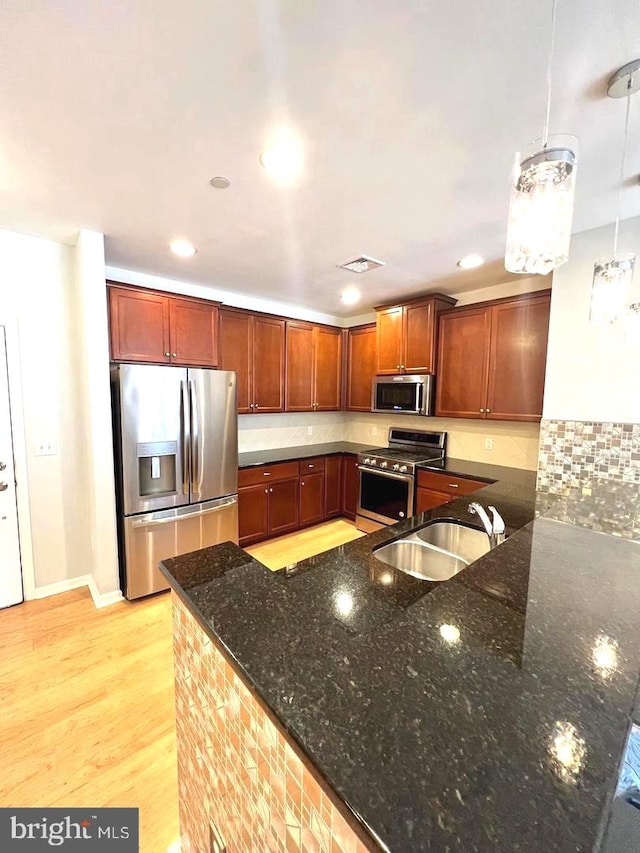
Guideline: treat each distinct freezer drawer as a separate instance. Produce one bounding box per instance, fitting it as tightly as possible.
[122,495,239,599]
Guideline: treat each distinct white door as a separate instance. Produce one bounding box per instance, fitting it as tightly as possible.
[0,326,23,607]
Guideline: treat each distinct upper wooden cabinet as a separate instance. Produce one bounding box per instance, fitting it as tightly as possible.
[108,284,219,367]
[435,291,551,422]
[219,308,285,414]
[345,324,376,412]
[375,294,457,375]
[286,322,342,412]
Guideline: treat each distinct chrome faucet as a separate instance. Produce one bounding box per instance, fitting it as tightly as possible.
[468,502,506,548]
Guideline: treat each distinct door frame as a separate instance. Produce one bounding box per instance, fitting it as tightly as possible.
[0,317,36,600]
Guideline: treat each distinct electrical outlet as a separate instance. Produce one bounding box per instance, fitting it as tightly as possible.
[35,439,57,457]
[307,426,313,436]
[371,426,377,436]
[484,437,493,451]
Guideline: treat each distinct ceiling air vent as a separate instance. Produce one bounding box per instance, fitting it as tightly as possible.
[337,255,385,273]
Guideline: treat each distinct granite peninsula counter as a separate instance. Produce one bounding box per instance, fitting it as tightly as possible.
[160,462,640,853]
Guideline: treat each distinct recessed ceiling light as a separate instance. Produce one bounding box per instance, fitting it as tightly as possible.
[260,129,304,184]
[210,176,230,189]
[341,286,361,306]
[457,254,484,270]
[169,239,197,258]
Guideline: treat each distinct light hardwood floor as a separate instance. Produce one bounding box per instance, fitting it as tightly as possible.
[0,519,363,852]
[246,518,364,570]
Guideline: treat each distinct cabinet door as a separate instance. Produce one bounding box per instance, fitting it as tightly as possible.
[238,484,269,546]
[219,309,252,414]
[346,326,376,411]
[285,322,315,411]
[315,327,342,411]
[169,299,218,366]
[416,488,455,513]
[109,287,170,363]
[299,471,325,526]
[435,307,491,418]
[486,294,551,422]
[376,306,404,374]
[253,316,285,413]
[341,454,360,520]
[403,301,435,373]
[324,456,342,518]
[269,478,299,536]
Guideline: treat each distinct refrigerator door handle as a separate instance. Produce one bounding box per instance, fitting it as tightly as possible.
[130,496,238,528]
[189,379,200,493]
[180,380,190,495]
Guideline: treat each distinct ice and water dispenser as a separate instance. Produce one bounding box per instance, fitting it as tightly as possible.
[136,440,178,498]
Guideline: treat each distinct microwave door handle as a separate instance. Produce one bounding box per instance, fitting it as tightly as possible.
[415,382,422,414]
[180,380,190,495]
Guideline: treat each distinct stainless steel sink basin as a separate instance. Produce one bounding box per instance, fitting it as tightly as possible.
[373,520,491,582]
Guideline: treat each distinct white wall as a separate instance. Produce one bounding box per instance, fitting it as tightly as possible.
[74,231,120,600]
[543,216,640,423]
[0,230,92,591]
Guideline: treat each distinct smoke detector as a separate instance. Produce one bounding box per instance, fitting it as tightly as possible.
[337,255,385,273]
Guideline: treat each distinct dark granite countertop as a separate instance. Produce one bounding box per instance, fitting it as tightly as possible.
[238,441,371,468]
[160,468,640,853]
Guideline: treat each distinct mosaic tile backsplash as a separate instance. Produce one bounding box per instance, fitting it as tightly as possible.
[537,419,640,492]
[172,594,373,853]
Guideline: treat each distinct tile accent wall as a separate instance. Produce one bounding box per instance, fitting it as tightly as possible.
[537,419,640,493]
[172,594,374,853]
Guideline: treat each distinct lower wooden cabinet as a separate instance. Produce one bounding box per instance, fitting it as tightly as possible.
[268,479,300,536]
[415,470,488,514]
[416,488,455,513]
[299,471,325,527]
[341,454,360,520]
[324,456,342,518]
[238,453,362,545]
[238,484,269,545]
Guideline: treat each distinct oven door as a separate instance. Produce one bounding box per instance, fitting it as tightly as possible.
[357,466,415,526]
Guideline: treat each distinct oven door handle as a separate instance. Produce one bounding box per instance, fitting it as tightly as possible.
[357,465,413,482]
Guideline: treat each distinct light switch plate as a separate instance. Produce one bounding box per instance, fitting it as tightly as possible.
[484,437,493,451]
[307,426,313,436]
[35,440,57,457]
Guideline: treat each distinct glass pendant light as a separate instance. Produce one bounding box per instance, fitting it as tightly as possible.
[505,0,578,275]
[590,59,640,325]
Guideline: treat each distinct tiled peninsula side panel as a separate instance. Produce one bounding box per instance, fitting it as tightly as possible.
[537,419,640,492]
[172,595,373,853]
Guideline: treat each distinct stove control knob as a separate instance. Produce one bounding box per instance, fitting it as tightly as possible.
[364,458,371,464]
[380,461,388,469]
[392,464,400,471]
[370,459,377,466]
[399,465,408,473]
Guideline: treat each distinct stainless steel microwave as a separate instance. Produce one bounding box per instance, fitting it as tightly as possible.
[371,374,434,416]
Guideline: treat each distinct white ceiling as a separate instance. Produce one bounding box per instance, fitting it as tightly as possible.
[1,0,639,316]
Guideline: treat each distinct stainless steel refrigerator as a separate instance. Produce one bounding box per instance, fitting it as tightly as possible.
[111,363,238,599]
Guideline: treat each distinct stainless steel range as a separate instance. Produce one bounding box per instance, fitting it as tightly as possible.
[356,428,447,532]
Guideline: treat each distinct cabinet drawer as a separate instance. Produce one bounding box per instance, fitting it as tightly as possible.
[238,461,300,487]
[417,470,487,496]
[299,457,325,475]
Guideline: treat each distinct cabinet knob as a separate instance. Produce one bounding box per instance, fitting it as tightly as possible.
[486,408,492,413]
[301,481,305,486]
[396,365,401,369]
[270,488,273,493]
[265,488,268,493]
[164,352,170,358]
[172,352,177,358]
[480,408,485,413]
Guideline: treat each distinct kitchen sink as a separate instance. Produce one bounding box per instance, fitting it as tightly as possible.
[373,520,492,582]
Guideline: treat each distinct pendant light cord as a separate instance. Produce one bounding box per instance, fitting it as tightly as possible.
[613,82,632,258]
[542,0,558,147]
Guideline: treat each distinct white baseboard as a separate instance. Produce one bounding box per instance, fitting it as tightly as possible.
[30,574,124,609]
[31,574,92,600]
[88,576,124,609]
